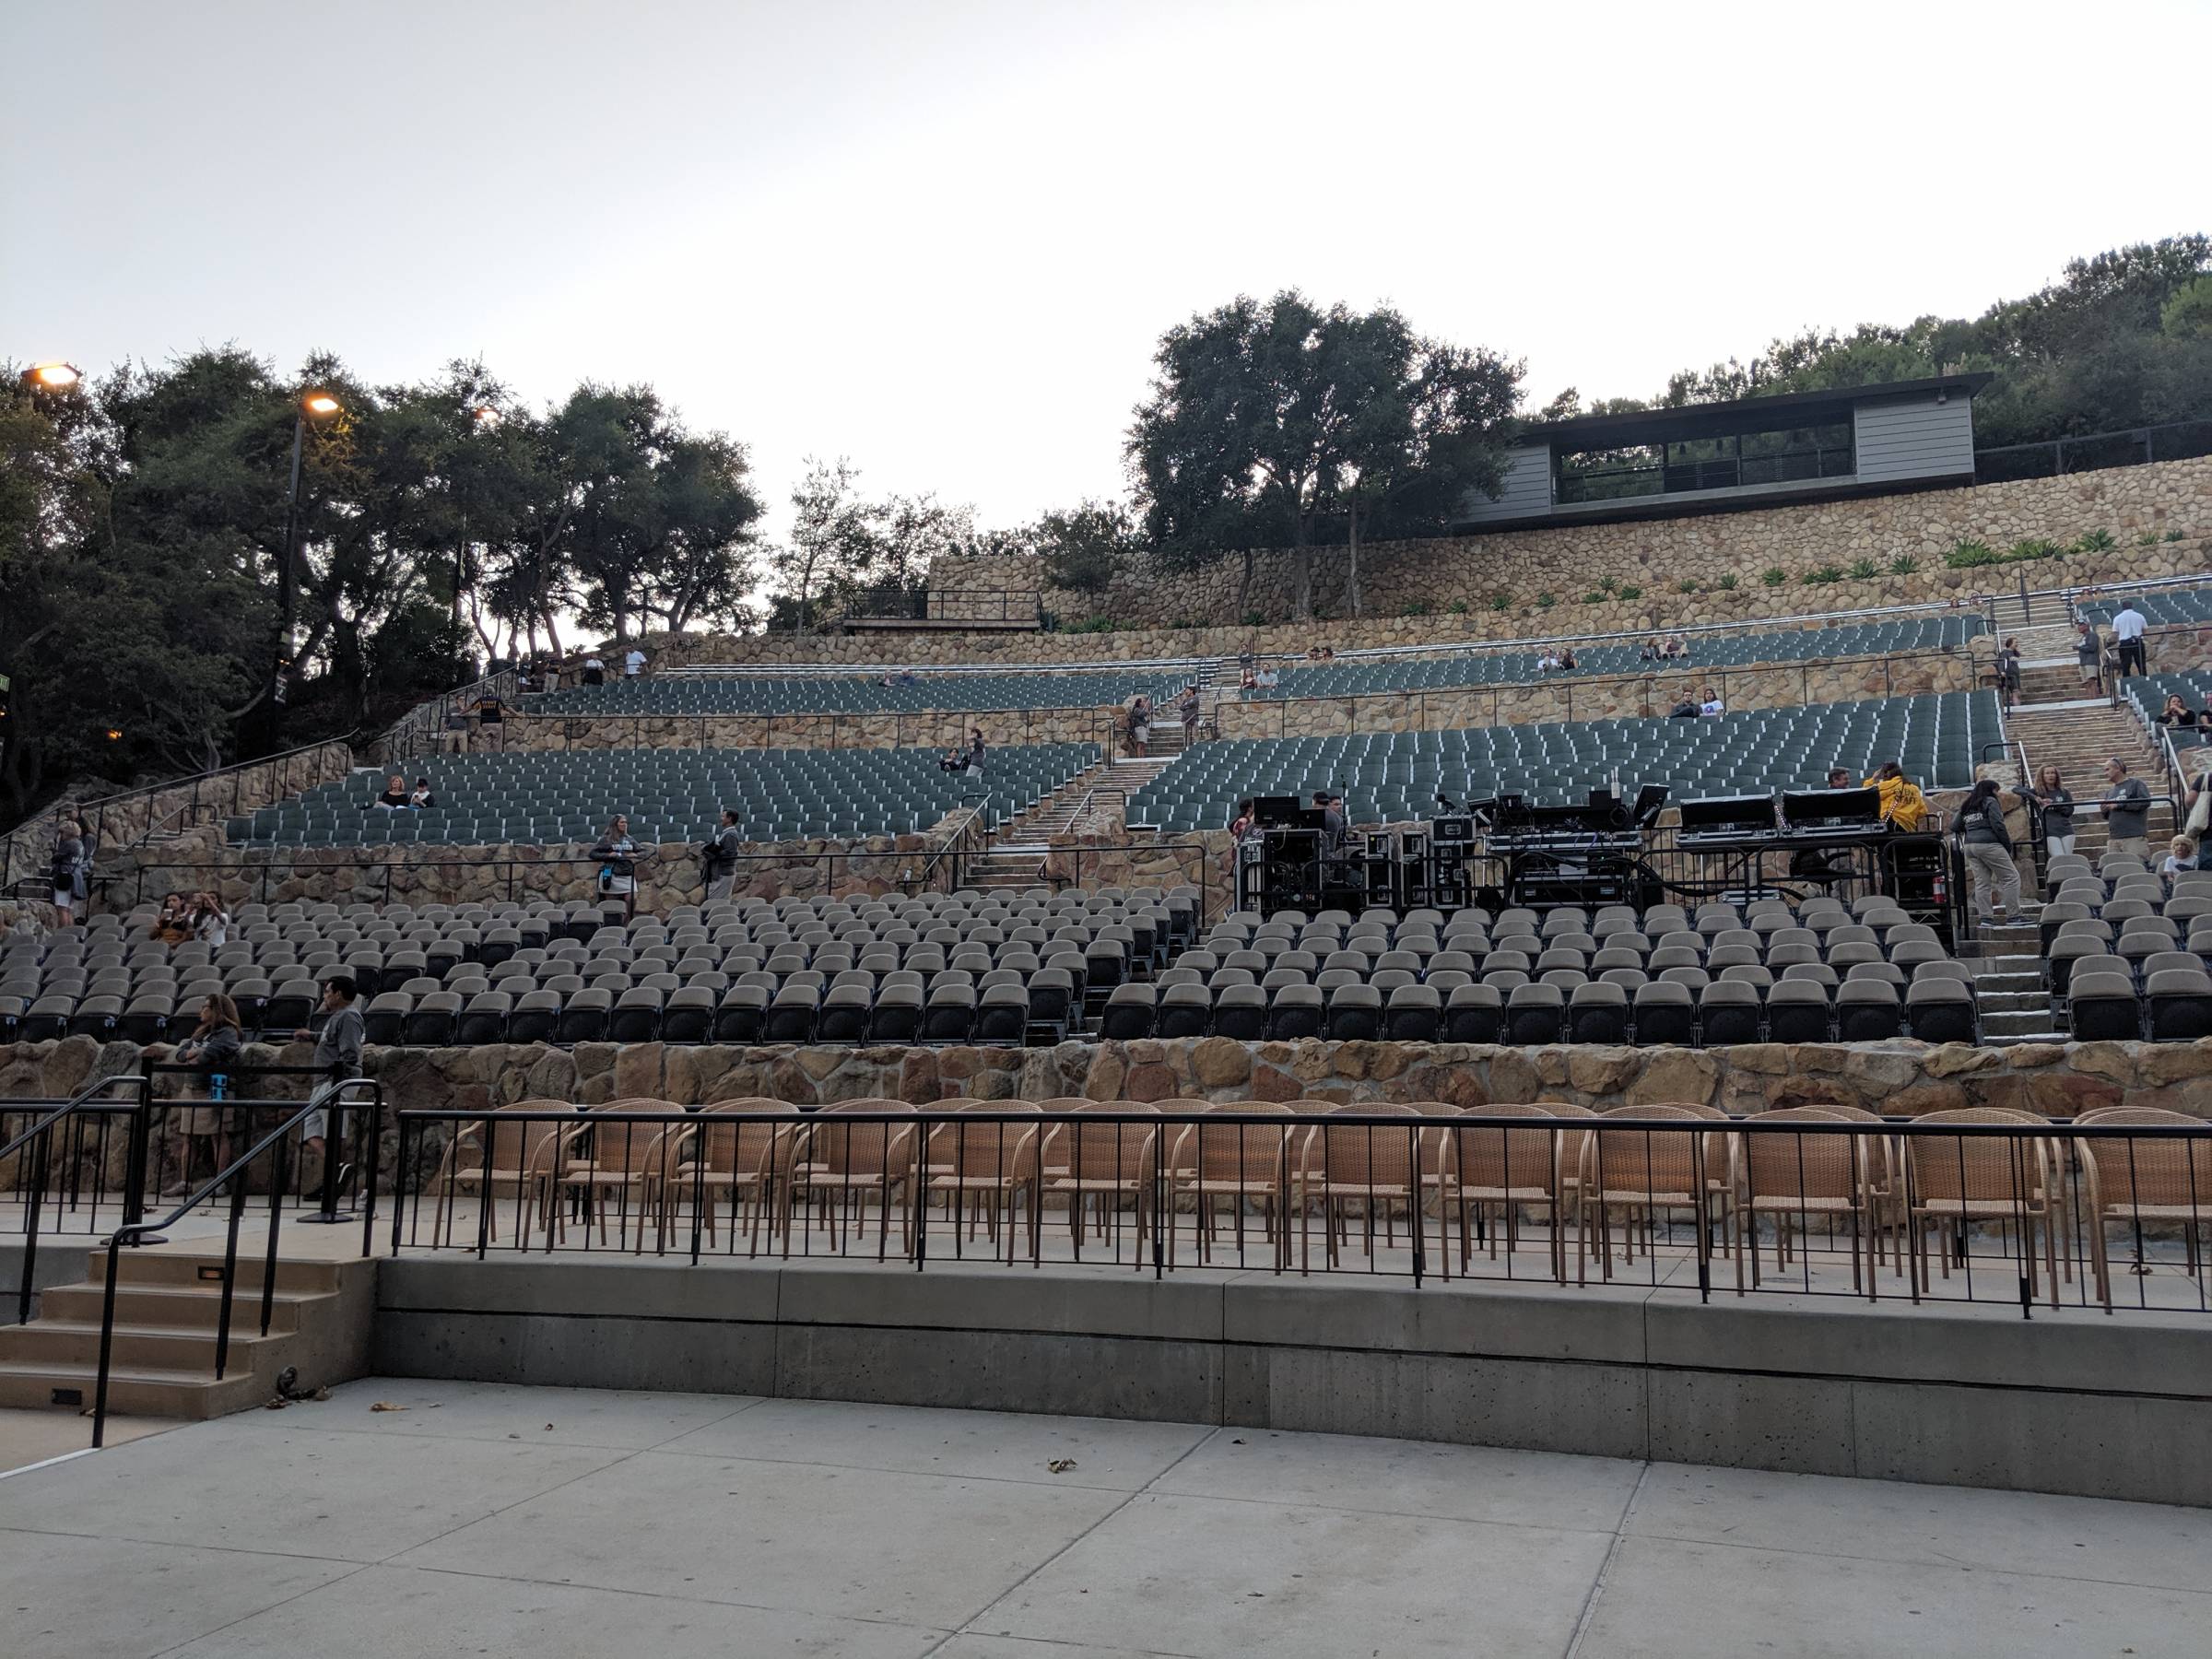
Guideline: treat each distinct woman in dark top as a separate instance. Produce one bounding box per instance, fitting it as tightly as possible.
[2158,694,2199,729]
[373,772,411,808]
[1995,639,2021,710]
[2028,764,2075,858]
[968,729,986,774]
[165,994,245,1193]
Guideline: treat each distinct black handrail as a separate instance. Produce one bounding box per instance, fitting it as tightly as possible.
[4,1073,144,1324]
[88,1075,379,1447]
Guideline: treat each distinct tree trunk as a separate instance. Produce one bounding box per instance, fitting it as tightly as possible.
[1289,520,1313,622]
[1346,501,1362,619]
[1234,549,1254,624]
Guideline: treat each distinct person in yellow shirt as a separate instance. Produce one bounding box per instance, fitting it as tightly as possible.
[1865,762,1928,831]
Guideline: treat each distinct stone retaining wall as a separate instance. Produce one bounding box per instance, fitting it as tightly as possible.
[491,704,1116,755]
[963,455,2212,632]
[5,1034,2204,1125]
[100,830,948,914]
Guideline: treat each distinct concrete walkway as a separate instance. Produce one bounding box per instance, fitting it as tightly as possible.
[0,1380,2204,1657]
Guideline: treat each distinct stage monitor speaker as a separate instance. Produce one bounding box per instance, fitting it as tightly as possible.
[1782,785,1882,829]
[1678,793,1778,834]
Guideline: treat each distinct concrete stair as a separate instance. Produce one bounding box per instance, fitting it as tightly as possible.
[961,755,1182,888]
[2004,697,2172,858]
[0,1248,371,1420]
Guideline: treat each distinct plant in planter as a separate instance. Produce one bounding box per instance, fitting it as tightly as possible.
[1760,568,1786,587]
[1946,538,2000,569]
[1803,566,1845,585]
[1848,557,1879,579]
[2073,528,2117,553]
[1715,573,1738,591]
[1889,555,1919,575]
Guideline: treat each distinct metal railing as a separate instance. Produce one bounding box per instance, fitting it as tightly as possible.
[1215,648,1977,743]
[105,851,665,914]
[88,1074,381,1445]
[384,1104,2212,1319]
[368,665,522,766]
[1975,418,2212,485]
[0,736,358,898]
[2,1072,147,1324]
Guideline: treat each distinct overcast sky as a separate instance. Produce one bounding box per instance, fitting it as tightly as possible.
[5,0,2204,537]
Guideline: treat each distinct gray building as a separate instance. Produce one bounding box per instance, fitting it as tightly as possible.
[1456,373,1994,531]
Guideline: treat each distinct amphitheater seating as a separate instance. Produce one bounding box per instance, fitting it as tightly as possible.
[0,888,1197,1048]
[1133,692,1999,830]
[2123,673,2212,746]
[2082,588,2212,629]
[2036,855,2212,1038]
[1127,897,1983,1048]
[1252,616,1986,700]
[225,744,1099,847]
[524,669,1195,716]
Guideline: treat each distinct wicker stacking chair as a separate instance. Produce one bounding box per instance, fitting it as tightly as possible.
[1169,1104,1295,1270]
[551,1098,690,1253]
[1041,1105,1159,1265]
[1577,1105,1729,1286]
[673,1096,806,1255]
[1735,1107,1873,1296]
[2074,1106,2212,1310]
[1296,1107,1427,1274]
[790,1099,917,1259]
[1902,1108,2059,1308]
[921,1112,1045,1265]
[427,1098,572,1247]
[1432,1104,1564,1283]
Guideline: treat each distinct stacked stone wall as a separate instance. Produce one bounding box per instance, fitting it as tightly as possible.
[4,1035,2204,1143]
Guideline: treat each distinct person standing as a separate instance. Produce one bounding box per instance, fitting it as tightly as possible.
[291,975,363,1164]
[582,653,606,688]
[2028,765,2076,858]
[593,814,640,913]
[702,808,742,904]
[1952,779,2020,925]
[49,818,88,927]
[2074,619,2103,688]
[1179,684,1202,746]
[623,645,647,679]
[967,728,987,776]
[2112,601,2147,679]
[165,994,245,1195]
[1995,637,2022,711]
[2099,758,2153,861]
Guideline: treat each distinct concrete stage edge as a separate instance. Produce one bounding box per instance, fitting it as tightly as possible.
[372,1256,2212,1507]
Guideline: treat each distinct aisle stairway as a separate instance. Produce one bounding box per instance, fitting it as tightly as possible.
[959,751,1181,888]
[1965,676,2172,1041]
[0,1247,372,1418]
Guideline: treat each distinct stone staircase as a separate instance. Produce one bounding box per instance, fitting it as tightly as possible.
[959,753,1181,889]
[0,1247,372,1419]
[1961,681,2171,1041]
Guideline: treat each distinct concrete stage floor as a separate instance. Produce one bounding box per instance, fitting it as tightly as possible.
[0,1378,2205,1658]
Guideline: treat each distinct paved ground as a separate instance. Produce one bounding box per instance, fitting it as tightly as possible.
[0,1380,2205,1657]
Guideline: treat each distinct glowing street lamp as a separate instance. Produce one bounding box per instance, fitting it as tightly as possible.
[264,391,345,749]
[25,361,81,390]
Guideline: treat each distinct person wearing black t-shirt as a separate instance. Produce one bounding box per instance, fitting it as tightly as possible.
[372,773,410,809]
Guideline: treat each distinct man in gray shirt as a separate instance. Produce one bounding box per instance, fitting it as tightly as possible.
[2100,758,2153,861]
[293,975,364,1152]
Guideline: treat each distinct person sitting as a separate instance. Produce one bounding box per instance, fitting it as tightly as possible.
[372,772,411,809]
[2163,836,2198,879]
[1239,665,1258,698]
[191,892,231,947]
[408,776,437,808]
[1558,647,1578,671]
[1700,688,1725,717]
[2159,694,2199,729]
[1666,696,1700,719]
[897,668,918,686]
[938,747,968,773]
[1639,637,1660,662]
[152,892,194,943]
[1535,650,1560,674]
[1254,662,1277,691]
[1865,761,1928,831]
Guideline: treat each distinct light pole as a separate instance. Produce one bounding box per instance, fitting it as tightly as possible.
[265,392,342,754]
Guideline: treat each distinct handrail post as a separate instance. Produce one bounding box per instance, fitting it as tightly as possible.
[90,1239,124,1447]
